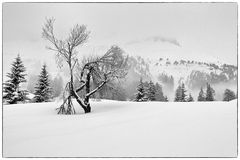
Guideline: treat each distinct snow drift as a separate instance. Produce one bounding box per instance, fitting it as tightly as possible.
[3,100,237,157]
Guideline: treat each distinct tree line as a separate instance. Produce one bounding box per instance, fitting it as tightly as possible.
[134,78,168,102]
[134,78,236,102]
[3,54,53,104]
[175,82,236,102]
[174,83,194,102]
[197,84,236,102]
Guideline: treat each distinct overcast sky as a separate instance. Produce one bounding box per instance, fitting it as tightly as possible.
[3,3,237,77]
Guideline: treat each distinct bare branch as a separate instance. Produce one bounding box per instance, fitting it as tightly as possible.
[76,82,86,93]
[86,80,107,98]
[42,18,90,68]
[67,25,90,51]
[72,89,87,108]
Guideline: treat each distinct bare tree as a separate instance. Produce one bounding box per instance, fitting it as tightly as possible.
[42,18,128,114]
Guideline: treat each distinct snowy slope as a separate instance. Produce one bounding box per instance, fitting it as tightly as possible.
[3,100,237,157]
[138,57,237,87]
[150,59,216,84]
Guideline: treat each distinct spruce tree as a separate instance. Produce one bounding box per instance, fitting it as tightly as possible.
[187,93,194,102]
[141,81,150,101]
[180,83,187,102]
[3,54,27,104]
[174,85,182,102]
[147,81,156,101]
[135,78,145,102]
[34,64,52,102]
[205,83,215,101]
[198,87,205,101]
[223,89,236,101]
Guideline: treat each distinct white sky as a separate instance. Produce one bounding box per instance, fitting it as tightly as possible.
[3,3,237,77]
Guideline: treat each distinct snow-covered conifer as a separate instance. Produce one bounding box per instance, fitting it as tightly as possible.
[205,83,215,101]
[197,87,205,101]
[187,93,194,102]
[180,83,187,102]
[135,78,145,102]
[34,64,52,102]
[174,85,182,102]
[147,81,156,101]
[3,54,27,104]
[223,89,236,101]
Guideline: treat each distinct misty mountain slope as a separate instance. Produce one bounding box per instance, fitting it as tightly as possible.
[130,57,237,87]
[124,56,237,100]
[3,100,237,157]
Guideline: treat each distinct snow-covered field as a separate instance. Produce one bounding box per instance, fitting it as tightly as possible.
[3,100,237,157]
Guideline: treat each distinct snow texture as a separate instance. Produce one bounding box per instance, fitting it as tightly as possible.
[3,100,237,157]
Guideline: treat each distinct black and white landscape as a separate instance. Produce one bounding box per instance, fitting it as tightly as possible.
[2,3,237,157]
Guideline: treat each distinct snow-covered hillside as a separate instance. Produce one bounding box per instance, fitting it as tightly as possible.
[125,56,237,100]
[130,56,237,88]
[3,100,237,157]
